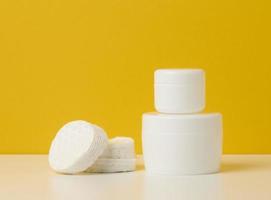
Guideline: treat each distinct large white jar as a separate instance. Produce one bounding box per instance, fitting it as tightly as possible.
[142,113,223,175]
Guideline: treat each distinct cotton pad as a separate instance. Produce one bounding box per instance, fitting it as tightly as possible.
[49,120,108,174]
[85,137,136,173]
[86,158,136,173]
[100,137,135,159]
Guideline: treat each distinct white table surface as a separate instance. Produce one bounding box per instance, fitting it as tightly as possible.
[0,155,270,200]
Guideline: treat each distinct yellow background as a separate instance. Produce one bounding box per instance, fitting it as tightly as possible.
[0,0,270,154]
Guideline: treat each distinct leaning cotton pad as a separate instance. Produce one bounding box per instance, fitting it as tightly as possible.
[100,137,135,159]
[49,120,108,174]
[86,158,136,173]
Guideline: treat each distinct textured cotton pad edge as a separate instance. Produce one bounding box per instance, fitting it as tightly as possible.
[100,137,135,159]
[86,159,136,173]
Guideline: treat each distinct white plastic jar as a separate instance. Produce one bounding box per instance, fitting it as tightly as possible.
[154,69,205,113]
[142,113,222,175]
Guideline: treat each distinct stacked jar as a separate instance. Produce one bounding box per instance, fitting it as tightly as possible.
[142,69,223,175]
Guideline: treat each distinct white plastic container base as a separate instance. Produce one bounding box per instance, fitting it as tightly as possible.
[142,113,222,175]
[154,69,205,114]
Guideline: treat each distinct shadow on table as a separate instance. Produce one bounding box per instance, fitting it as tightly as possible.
[221,160,265,173]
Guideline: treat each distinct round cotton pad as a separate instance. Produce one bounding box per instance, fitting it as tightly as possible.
[49,120,108,174]
[100,137,135,159]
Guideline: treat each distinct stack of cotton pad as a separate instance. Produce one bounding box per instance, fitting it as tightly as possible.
[86,137,136,173]
[49,120,136,174]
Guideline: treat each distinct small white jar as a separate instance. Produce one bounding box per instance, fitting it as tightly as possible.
[142,113,222,175]
[154,69,205,113]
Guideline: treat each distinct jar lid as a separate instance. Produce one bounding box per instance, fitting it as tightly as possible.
[155,69,205,84]
[142,112,222,133]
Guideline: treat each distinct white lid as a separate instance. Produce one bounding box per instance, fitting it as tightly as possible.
[155,69,205,84]
[142,112,222,133]
[49,120,108,174]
